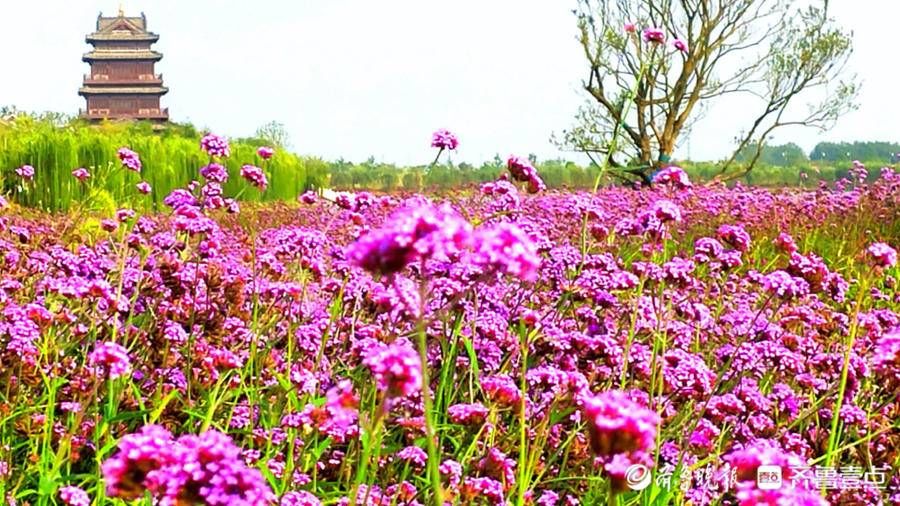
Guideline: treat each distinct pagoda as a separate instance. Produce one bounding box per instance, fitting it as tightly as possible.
[79,8,169,121]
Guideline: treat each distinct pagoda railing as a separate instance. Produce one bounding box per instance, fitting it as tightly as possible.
[79,107,169,120]
[83,73,163,84]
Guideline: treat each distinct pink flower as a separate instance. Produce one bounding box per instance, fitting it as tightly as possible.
[472,222,542,280]
[116,208,136,222]
[431,129,459,150]
[200,163,228,183]
[346,201,473,275]
[299,190,317,204]
[240,164,268,191]
[103,426,274,503]
[868,242,897,268]
[364,341,422,399]
[448,403,489,425]
[89,341,132,379]
[117,148,142,172]
[774,232,798,254]
[507,155,537,182]
[136,181,152,195]
[624,22,636,33]
[280,491,322,506]
[761,270,810,300]
[58,486,90,506]
[200,133,230,158]
[642,27,666,44]
[581,390,658,458]
[72,168,90,182]
[652,165,691,188]
[257,146,275,160]
[15,165,34,181]
[671,38,688,53]
[652,199,682,222]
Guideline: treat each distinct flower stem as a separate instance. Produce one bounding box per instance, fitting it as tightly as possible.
[417,270,444,505]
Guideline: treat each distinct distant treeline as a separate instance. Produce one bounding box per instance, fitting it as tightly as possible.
[736,141,900,165]
[0,114,894,212]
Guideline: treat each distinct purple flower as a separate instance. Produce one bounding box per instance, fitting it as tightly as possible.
[507,155,538,182]
[581,390,658,458]
[15,165,34,181]
[347,201,473,275]
[257,146,275,160]
[164,188,196,208]
[868,242,897,268]
[200,133,230,158]
[116,208,136,222]
[526,173,547,194]
[671,38,688,53]
[58,486,90,506]
[652,166,691,188]
[472,222,542,280]
[102,424,175,499]
[718,224,752,252]
[395,446,428,467]
[280,491,322,506]
[774,231,798,254]
[364,341,422,399]
[642,27,666,44]
[299,190,317,204]
[72,168,90,182]
[240,164,268,191]
[89,341,132,379]
[103,426,274,504]
[873,329,900,384]
[117,148,142,172]
[448,403,489,425]
[135,181,152,195]
[431,129,459,150]
[201,163,229,183]
[652,199,682,222]
[624,22,636,33]
[761,270,810,300]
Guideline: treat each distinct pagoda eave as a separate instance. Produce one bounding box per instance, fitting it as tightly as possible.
[78,86,169,96]
[82,51,163,62]
[86,33,159,43]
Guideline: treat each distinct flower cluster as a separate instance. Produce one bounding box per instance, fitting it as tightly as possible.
[431,129,459,151]
[103,425,274,505]
[117,147,142,172]
[240,164,268,190]
[71,167,90,182]
[346,201,473,275]
[364,341,422,400]
[201,133,231,158]
[507,155,546,193]
[257,146,275,160]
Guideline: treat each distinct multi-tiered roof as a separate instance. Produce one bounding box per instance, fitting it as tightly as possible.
[79,9,169,121]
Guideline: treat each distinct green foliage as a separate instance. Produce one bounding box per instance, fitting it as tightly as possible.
[1,114,894,213]
[0,115,325,212]
[811,141,900,162]
[735,143,809,167]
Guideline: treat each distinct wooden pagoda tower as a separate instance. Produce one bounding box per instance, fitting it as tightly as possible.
[79,8,169,121]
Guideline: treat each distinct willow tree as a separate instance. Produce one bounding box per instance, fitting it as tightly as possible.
[557,0,856,184]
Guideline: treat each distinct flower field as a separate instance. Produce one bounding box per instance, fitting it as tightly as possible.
[1,139,900,505]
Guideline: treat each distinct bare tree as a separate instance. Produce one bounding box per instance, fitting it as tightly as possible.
[557,0,856,185]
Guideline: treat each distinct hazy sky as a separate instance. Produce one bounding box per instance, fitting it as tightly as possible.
[1,1,897,165]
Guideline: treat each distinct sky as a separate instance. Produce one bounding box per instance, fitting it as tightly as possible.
[1,0,897,165]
